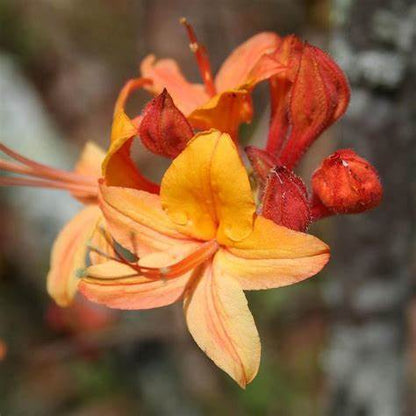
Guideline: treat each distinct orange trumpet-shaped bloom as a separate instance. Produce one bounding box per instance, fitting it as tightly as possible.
[141,21,284,138]
[79,130,330,387]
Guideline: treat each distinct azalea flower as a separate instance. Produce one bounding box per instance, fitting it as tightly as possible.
[140,19,285,138]
[0,140,107,306]
[79,130,330,387]
[0,74,165,306]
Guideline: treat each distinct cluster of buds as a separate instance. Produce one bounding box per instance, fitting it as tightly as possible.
[134,31,382,233]
[245,36,382,231]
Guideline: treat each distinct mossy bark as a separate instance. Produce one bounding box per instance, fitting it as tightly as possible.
[326,0,416,414]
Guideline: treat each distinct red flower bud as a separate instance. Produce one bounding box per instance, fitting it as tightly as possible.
[245,146,279,188]
[262,165,311,232]
[311,149,382,215]
[139,89,194,158]
[267,38,350,169]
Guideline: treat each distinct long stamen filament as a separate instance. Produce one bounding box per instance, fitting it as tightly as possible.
[0,176,97,194]
[180,18,217,97]
[0,142,97,186]
[141,240,219,279]
[87,240,219,282]
[97,225,219,280]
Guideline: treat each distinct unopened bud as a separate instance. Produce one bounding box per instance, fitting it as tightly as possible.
[139,89,194,158]
[312,149,382,215]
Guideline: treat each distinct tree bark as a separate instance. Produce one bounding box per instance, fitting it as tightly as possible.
[325,1,416,415]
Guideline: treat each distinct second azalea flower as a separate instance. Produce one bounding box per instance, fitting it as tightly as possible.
[80,130,330,387]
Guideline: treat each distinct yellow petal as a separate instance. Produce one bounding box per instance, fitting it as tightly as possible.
[215,32,281,92]
[99,184,192,255]
[47,205,101,307]
[74,141,106,178]
[160,130,256,242]
[218,216,330,290]
[184,260,260,388]
[140,54,209,115]
[188,90,253,139]
[79,247,196,309]
[102,78,159,192]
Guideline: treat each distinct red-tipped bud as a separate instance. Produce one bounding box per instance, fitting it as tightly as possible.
[267,38,350,169]
[139,89,194,158]
[245,146,279,188]
[311,149,382,216]
[262,166,311,231]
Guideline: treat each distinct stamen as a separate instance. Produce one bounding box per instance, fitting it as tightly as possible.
[86,239,219,283]
[0,176,97,195]
[180,18,217,97]
[140,239,219,279]
[87,244,121,263]
[0,142,97,186]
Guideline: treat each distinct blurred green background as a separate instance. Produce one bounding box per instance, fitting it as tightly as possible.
[0,0,415,415]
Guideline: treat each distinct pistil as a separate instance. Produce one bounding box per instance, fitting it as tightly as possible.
[180,18,217,97]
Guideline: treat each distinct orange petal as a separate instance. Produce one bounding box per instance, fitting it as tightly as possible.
[74,141,105,178]
[161,130,255,242]
[218,216,330,290]
[99,184,192,255]
[47,205,101,307]
[215,32,281,92]
[140,55,209,115]
[188,90,253,139]
[88,216,116,265]
[70,142,104,203]
[79,247,197,309]
[102,79,159,192]
[184,261,260,388]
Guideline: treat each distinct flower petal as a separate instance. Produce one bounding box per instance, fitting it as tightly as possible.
[79,247,196,309]
[184,260,260,388]
[70,142,104,204]
[217,216,330,290]
[47,205,101,307]
[161,130,256,242]
[99,184,192,255]
[74,141,105,178]
[88,216,116,265]
[140,55,209,115]
[215,32,281,92]
[188,90,253,138]
[102,78,159,192]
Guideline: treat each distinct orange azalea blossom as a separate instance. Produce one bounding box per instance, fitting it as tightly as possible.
[0,140,111,306]
[140,19,285,139]
[79,130,330,387]
[0,76,162,306]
